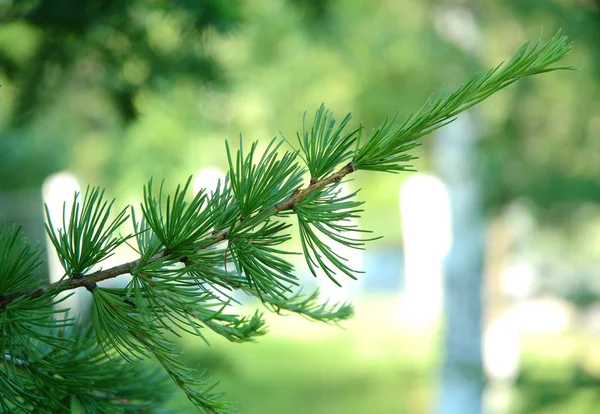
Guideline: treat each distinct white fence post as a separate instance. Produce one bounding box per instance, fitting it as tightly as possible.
[399,173,451,327]
[42,172,82,316]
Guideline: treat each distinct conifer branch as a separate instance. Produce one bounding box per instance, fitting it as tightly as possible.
[0,163,357,309]
[0,31,574,413]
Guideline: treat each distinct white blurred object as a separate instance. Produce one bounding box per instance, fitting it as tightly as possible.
[433,5,480,53]
[483,316,520,382]
[193,167,225,196]
[502,261,535,299]
[42,172,82,315]
[400,173,451,326]
[510,298,575,333]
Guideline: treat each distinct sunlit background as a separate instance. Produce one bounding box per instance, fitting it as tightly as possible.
[1,1,599,413]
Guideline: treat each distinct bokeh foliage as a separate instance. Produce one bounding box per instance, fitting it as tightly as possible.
[0,0,241,189]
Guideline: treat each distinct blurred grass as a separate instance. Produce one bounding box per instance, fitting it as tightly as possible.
[168,297,439,414]
[513,332,600,414]
[164,298,600,413]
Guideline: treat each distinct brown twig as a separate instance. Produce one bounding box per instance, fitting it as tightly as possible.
[0,163,356,309]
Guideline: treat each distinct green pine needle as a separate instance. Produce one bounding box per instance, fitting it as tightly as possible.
[44,186,130,276]
[352,30,574,173]
[141,176,214,255]
[226,136,306,218]
[228,219,300,300]
[294,183,379,286]
[263,289,354,324]
[283,104,360,181]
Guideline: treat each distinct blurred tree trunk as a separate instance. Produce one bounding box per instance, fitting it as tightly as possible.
[433,1,485,411]
[435,114,485,414]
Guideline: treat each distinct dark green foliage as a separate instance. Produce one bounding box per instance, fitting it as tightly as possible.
[33,326,172,414]
[91,285,236,413]
[0,225,74,410]
[1,0,242,125]
[1,320,172,413]
[514,365,600,414]
[0,1,243,192]
[0,224,43,295]
[92,287,159,361]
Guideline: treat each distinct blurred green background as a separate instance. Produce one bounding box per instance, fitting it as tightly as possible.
[1,0,600,413]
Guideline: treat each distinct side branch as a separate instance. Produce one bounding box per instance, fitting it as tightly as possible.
[0,162,356,309]
[276,162,355,211]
